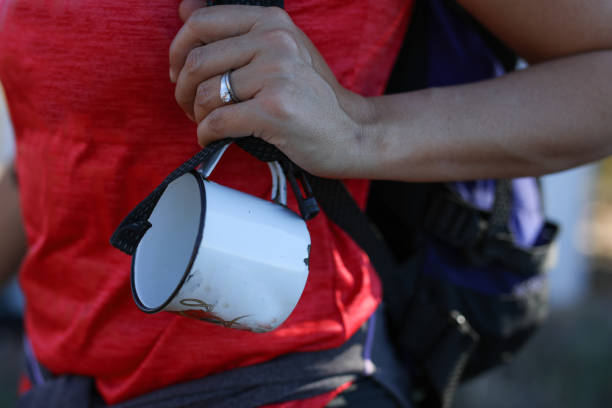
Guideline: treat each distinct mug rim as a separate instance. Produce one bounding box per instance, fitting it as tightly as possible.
[130,170,207,313]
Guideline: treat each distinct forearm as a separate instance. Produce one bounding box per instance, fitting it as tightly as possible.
[0,163,26,287]
[355,50,612,181]
[457,0,612,64]
[170,2,612,181]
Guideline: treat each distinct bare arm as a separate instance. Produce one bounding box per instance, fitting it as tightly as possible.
[352,0,612,181]
[171,1,612,181]
[0,163,26,287]
[358,50,612,181]
[457,0,612,63]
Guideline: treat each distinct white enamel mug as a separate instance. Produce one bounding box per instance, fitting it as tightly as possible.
[131,146,310,332]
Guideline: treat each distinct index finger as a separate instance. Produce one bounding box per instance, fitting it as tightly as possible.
[169,5,288,82]
[178,0,206,22]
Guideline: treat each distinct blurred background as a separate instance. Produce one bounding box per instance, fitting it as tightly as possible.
[0,80,611,407]
[454,161,612,408]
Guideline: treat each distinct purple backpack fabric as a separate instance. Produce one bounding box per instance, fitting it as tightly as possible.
[366,2,560,407]
[422,0,546,295]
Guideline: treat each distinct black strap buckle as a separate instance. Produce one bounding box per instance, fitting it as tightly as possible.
[423,310,479,408]
[281,161,320,220]
[473,221,558,273]
[407,305,480,408]
[425,191,487,248]
[424,187,558,275]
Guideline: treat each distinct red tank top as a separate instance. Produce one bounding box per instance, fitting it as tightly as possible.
[0,0,413,404]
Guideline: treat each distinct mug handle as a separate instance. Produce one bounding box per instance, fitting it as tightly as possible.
[198,141,288,206]
[110,137,315,256]
[267,161,288,206]
[198,143,231,179]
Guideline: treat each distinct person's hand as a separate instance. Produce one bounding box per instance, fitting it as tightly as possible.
[170,0,373,178]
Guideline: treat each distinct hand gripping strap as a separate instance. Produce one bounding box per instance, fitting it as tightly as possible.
[110,0,287,255]
[109,2,407,341]
[108,0,398,307]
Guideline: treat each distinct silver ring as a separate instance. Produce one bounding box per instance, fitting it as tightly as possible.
[219,70,241,104]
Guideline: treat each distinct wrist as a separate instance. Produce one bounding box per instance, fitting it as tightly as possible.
[335,89,382,179]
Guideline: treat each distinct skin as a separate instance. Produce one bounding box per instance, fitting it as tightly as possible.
[0,163,26,286]
[170,0,612,181]
[2,0,611,279]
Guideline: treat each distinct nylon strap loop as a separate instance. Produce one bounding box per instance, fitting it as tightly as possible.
[109,0,408,316]
[110,139,233,255]
[111,0,287,255]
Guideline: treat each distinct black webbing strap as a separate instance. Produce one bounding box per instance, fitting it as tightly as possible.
[423,180,553,276]
[109,144,408,324]
[487,179,513,238]
[469,179,557,274]
[306,176,410,326]
[109,133,327,255]
[109,0,408,311]
[110,138,232,255]
[424,311,479,408]
[424,180,512,249]
[108,0,409,320]
[111,0,291,256]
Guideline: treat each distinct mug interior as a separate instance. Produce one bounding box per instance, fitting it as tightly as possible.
[132,172,204,311]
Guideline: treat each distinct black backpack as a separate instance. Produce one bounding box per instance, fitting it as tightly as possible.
[367,1,559,407]
[111,1,559,407]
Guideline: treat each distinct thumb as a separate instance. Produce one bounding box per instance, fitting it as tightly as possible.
[178,0,207,22]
